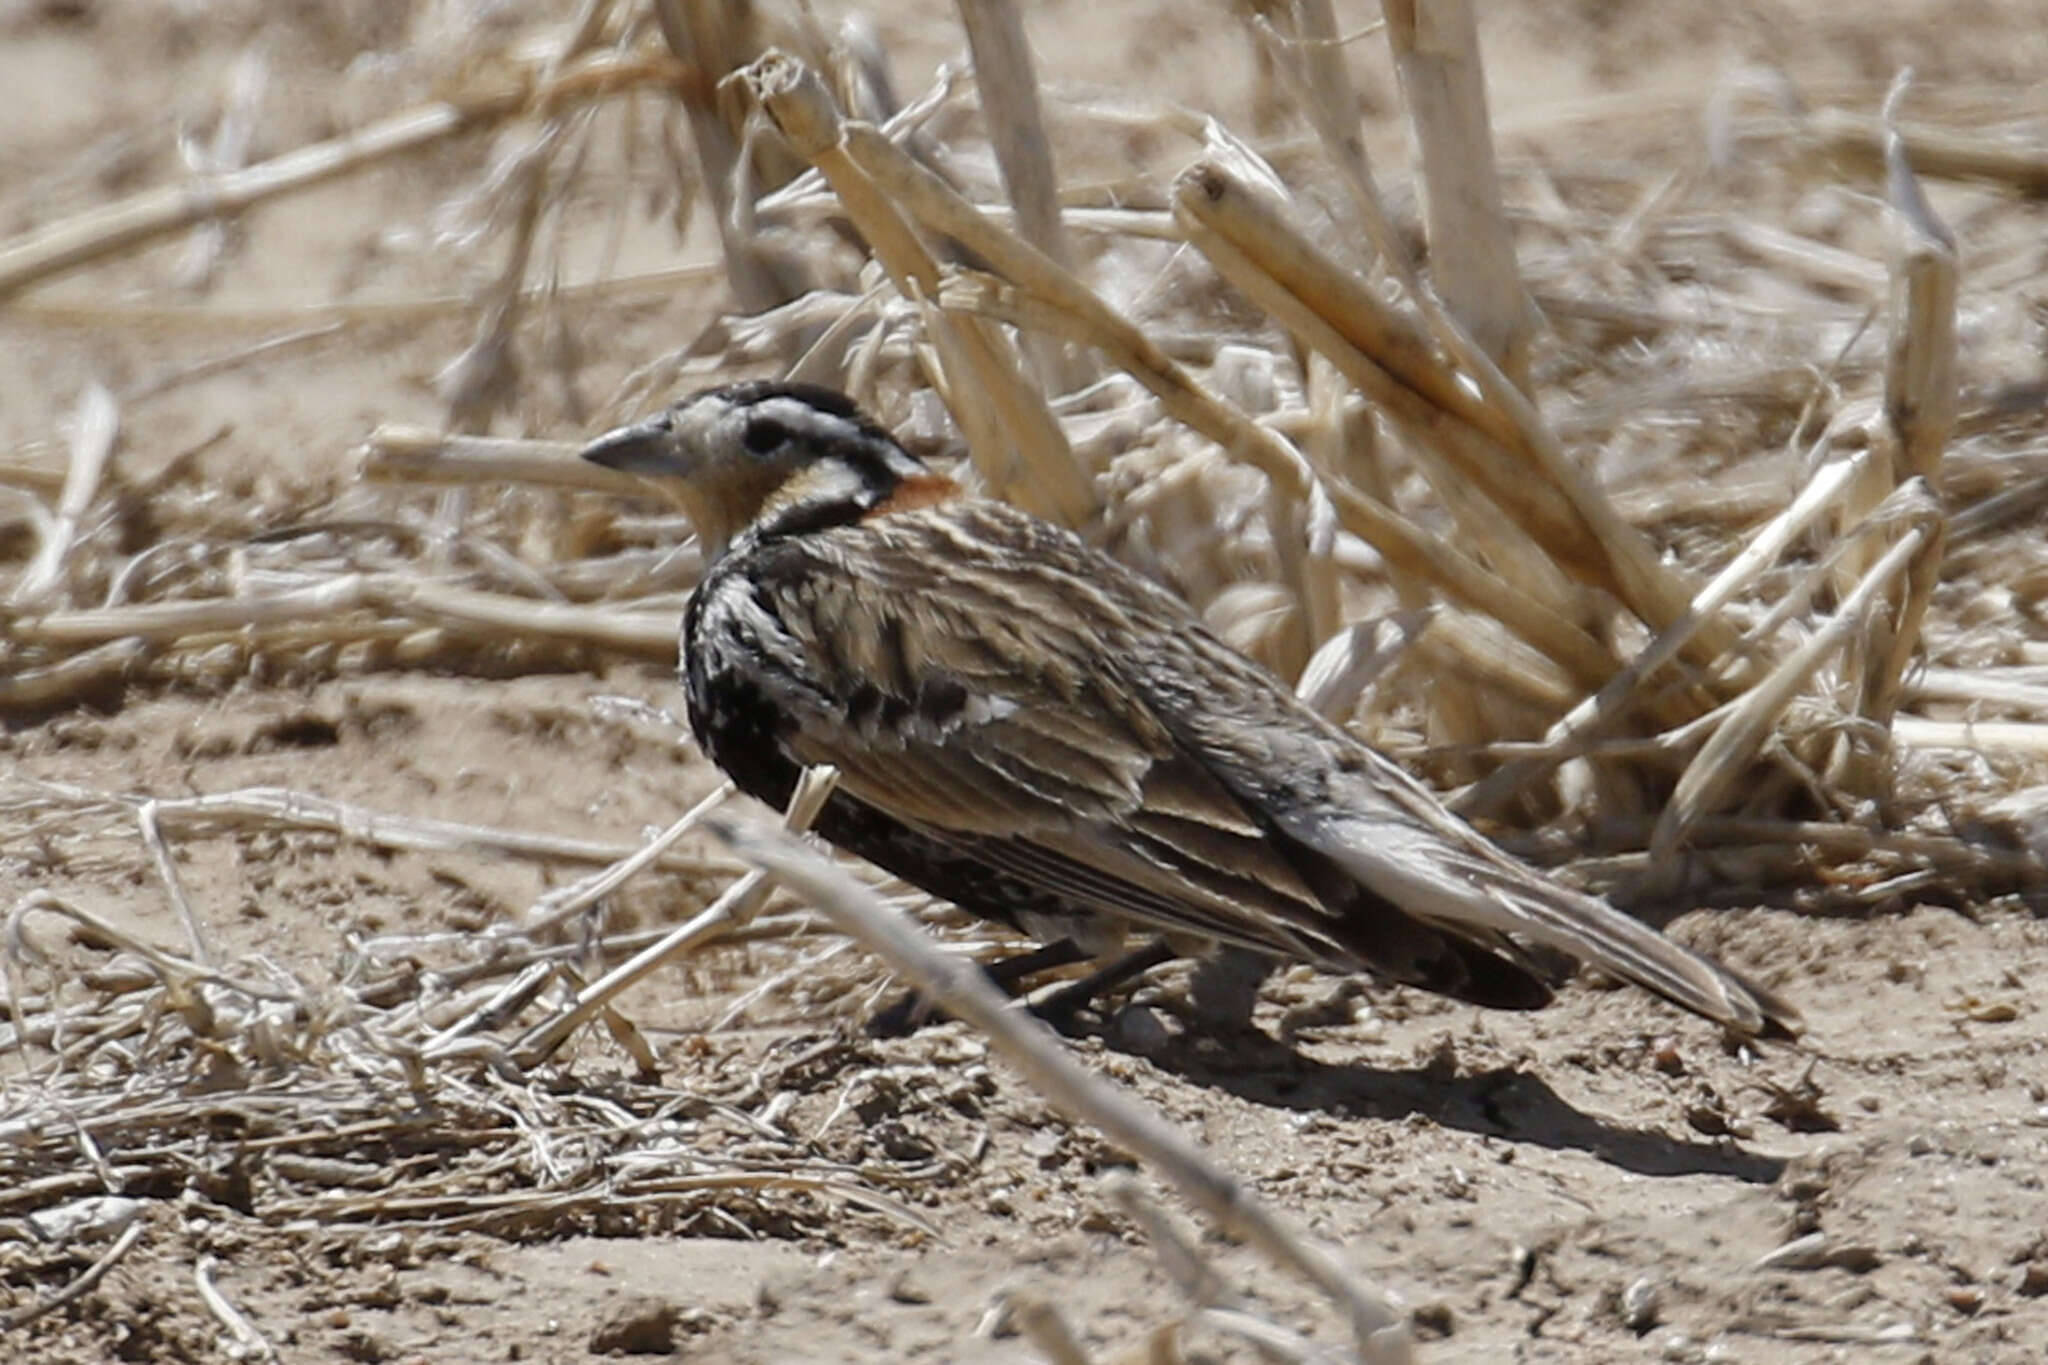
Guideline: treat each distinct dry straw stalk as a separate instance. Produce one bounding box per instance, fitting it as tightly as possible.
[717,811,1415,1365]
[0,54,684,303]
[743,51,1096,528]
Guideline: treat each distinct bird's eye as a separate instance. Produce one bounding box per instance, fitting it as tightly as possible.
[742,417,787,454]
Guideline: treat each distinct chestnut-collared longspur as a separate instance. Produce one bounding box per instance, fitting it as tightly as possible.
[583,381,1801,1040]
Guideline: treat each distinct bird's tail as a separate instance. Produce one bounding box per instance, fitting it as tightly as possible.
[1281,805,1804,1040]
[1475,872,1804,1040]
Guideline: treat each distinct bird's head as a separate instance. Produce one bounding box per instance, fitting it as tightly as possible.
[580,381,933,555]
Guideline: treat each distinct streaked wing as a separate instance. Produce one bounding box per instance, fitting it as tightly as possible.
[733,516,1350,962]
[641,379,1799,1038]
[1134,625,1803,1037]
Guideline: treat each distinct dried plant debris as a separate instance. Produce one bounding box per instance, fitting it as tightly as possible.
[3,3,2040,909]
[4,1,2048,1361]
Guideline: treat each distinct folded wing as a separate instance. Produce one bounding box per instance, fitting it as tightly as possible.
[731,506,1799,1038]
[733,522,1567,1008]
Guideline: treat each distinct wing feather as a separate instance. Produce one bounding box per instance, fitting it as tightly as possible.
[1135,626,1804,1037]
[721,501,1798,1037]
[734,523,1349,962]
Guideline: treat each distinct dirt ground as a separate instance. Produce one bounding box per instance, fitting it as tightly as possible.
[5,2,2048,1362]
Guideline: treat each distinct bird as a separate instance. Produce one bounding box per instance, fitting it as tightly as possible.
[581,380,1802,1040]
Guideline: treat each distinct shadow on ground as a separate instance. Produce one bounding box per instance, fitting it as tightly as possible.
[1126,1026,1785,1184]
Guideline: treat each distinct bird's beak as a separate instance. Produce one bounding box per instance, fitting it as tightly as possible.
[579,420,689,478]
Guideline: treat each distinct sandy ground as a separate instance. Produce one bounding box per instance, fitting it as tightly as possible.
[4,2,2048,1362]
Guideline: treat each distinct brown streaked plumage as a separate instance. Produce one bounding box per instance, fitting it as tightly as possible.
[583,381,1802,1040]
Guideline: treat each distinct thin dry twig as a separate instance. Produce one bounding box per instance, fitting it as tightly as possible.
[358,426,643,495]
[714,813,1415,1365]
[956,2,1070,271]
[194,1254,278,1362]
[651,0,807,313]
[1105,1173,1245,1313]
[137,800,214,967]
[1171,158,1736,671]
[1654,482,1943,860]
[517,781,736,937]
[742,52,1097,529]
[0,55,684,302]
[1455,448,1880,818]
[8,383,119,607]
[1804,105,2048,196]
[507,766,838,1067]
[0,1221,148,1333]
[0,639,149,712]
[2,575,673,659]
[11,781,716,872]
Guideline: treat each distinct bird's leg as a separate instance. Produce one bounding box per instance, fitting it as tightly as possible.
[985,937,1093,988]
[1028,939,1179,1032]
[867,938,1092,1036]
[1034,943,1275,1041]
[1184,945,1275,1032]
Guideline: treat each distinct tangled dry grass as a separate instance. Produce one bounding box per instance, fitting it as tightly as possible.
[4,1,2048,1359]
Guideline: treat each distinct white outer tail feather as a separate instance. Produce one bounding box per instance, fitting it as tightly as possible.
[1281,808,1802,1039]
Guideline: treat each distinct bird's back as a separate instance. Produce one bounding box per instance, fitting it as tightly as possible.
[593,380,1799,1038]
[683,496,1566,1007]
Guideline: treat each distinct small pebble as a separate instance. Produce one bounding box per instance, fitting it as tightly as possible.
[889,1270,932,1306]
[1107,1004,1174,1057]
[1408,1301,1454,1339]
[1754,1232,1830,1271]
[588,1295,680,1356]
[1622,1276,1661,1333]
[1657,1330,1701,1362]
[1756,1233,1882,1273]
[1685,1104,1731,1137]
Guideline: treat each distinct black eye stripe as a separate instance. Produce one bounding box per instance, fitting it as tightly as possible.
[742,416,787,454]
